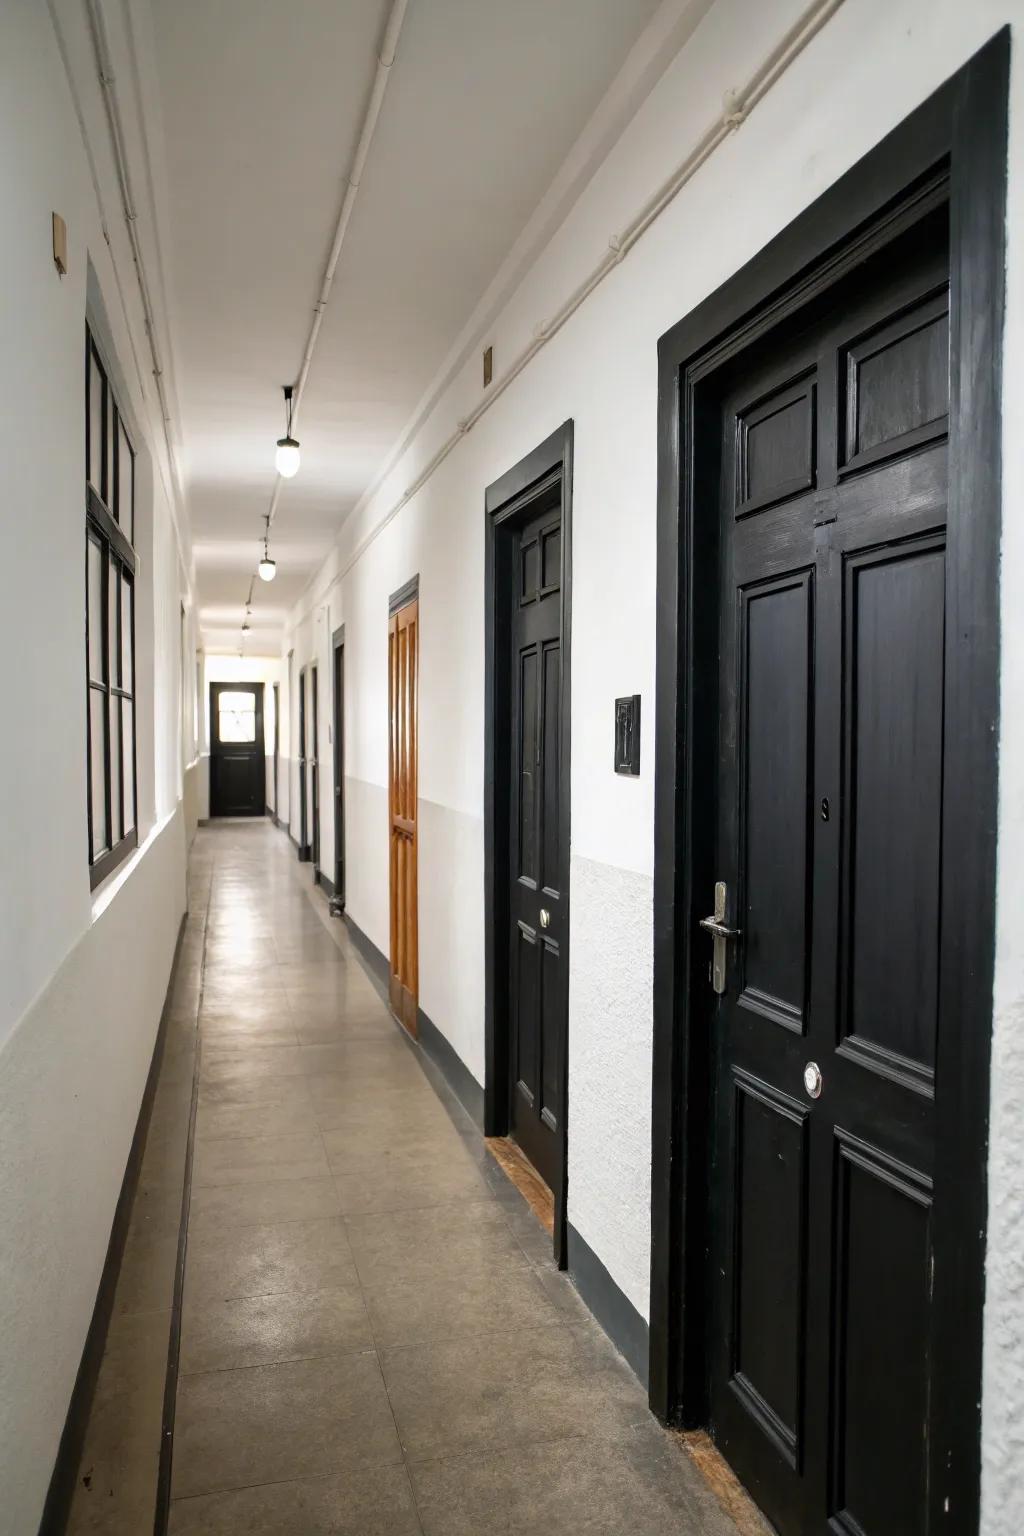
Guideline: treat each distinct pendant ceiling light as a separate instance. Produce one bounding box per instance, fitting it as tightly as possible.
[258,551,277,582]
[275,383,300,478]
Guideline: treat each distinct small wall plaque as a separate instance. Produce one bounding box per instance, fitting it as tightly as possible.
[614,695,641,775]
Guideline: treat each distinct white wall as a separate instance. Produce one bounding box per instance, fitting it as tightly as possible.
[283,2,1024,1526]
[0,2,194,1526]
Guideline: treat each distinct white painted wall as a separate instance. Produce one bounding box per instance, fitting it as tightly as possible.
[0,2,194,1526]
[283,2,1024,1525]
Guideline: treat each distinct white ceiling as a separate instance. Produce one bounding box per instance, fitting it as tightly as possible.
[152,0,663,653]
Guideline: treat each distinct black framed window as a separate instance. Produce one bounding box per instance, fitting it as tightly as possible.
[85,327,138,889]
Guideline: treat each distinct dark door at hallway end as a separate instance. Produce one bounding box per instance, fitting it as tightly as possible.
[209,682,265,816]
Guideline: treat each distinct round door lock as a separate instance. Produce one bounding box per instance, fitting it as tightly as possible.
[803,1061,823,1100]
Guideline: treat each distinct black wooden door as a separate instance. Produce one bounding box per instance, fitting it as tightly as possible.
[333,638,345,904]
[310,663,320,874]
[298,669,308,856]
[508,497,564,1191]
[273,682,280,818]
[209,683,265,816]
[705,222,949,1536]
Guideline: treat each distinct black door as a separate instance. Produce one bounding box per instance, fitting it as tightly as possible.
[705,220,949,1535]
[310,663,320,876]
[298,669,308,857]
[508,493,564,1191]
[333,634,345,904]
[273,682,280,818]
[209,683,265,816]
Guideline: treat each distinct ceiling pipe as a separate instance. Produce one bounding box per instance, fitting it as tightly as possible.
[288,0,846,633]
[84,0,181,527]
[284,0,410,454]
[242,0,409,638]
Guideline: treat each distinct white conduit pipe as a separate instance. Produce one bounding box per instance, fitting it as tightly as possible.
[291,0,847,629]
[85,0,180,526]
[242,0,408,622]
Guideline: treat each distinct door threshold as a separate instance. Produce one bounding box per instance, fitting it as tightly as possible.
[675,1431,774,1535]
[485,1136,554,1235]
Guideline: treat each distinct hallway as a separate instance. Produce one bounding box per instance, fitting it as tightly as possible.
[77,820,747,1535]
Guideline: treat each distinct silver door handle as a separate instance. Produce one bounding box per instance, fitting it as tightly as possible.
[699,916,741,939]
[700,881,740,995]
[539,909,550,929]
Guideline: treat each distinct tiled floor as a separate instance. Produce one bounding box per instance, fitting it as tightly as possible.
[73,819,748,1535]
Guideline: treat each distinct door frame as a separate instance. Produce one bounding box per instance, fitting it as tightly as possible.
[484,420,573,1267]
[648,33,1007,1536]
[332,624,346,907]
[388,577,419,1035]
[297,665,309,859]
[272,681,280,821]
[311,661,320,880]
[208,680,266,816]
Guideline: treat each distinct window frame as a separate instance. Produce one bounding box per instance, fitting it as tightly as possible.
[85,327,139,891]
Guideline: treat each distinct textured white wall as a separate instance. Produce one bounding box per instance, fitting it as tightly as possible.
[281,3,1022,1524]
[0,2,192,1526]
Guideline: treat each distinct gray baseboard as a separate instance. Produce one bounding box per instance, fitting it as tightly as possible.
[342,914,483,1130]
[567,1224,650,1388]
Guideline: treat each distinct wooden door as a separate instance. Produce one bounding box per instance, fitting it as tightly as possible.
[704,223,949,1535]
[388,597,418,1035]
[508,499,564,1192]
[310,663,320,875]
[209,683,265,815]
[297,669,308,856]
[333,635,345,904]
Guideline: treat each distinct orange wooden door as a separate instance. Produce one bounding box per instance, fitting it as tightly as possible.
[388,598,418,1035]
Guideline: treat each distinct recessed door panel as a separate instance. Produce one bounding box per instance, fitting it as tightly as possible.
[833,1136,931,1536]
[739,573,813,1033]
[730,1075,808,1466]
[843,542,944,1084]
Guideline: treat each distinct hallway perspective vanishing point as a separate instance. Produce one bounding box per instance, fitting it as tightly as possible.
[69,821,750,1536]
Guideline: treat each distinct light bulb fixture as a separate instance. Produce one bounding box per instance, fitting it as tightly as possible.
[275,384,300,478]
[258,536,277,582]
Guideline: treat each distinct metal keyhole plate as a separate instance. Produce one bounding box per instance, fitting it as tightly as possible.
[803,1061,823,1100]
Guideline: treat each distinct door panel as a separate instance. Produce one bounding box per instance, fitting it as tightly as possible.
[706,228,949,1535]
[333,640,345,904]
[508,501,563,1190]
[298,670,308,855]
[310,663,320,875]
[389,598,418,1035]
[209,683,265,816]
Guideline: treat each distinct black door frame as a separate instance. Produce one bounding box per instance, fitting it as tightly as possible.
[484,419,573,1267]
[208,680,266,816]
[311,662,321,881]
[297,666,309,860]
[648,34,1007,1536]
[332,624,346,907]
[272,681,280,822]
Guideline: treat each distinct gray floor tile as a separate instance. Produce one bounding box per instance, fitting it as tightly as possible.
[180,1286,372,1372]
[363,1255,562,1347]
[380,1323,649,1461]
[171,1353,402,1499]
[409,1423,743,1536]
[195,1098,319,1142]
[201,1046,308,1082]
[168,1464,421,1535]
[344,1201,521,1284]
[185,1216,359,1302]
[192,1131,330,1187]
[198,1073,313,1108]
[113,1226,179,1317]
[332,1148,494,1217]
[188,1176,342,1233]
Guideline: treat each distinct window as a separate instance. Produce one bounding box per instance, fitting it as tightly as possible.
[86,327,138,889]
[217,690,256,743]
